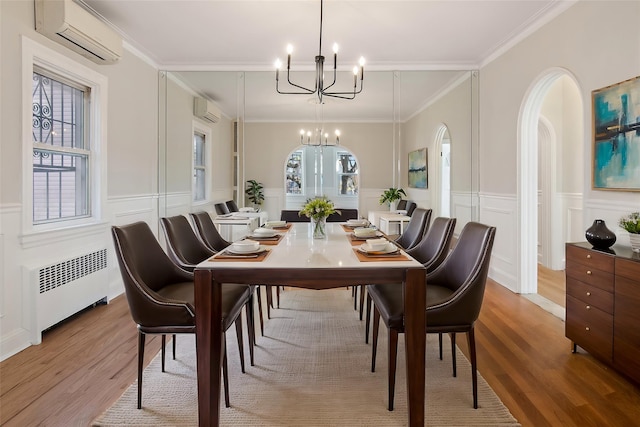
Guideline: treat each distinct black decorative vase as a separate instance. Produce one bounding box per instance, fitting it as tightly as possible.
[585,219,616,249]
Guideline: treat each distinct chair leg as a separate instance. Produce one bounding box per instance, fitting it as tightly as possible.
[222,335,230,408]
[266,286,273,318]
[256,286,264,336]
[353,286,358,310]
[371,306,381,372]
[468,328,478,409]
[276,286,280,308]
[161,334,166,372]
[365,293,372,344]
[245,300,255,366]
[359,285,366,320]
[438,332,443,360]
[451,332,457,377]
[234,316,245,374]
[172,334,176,360]
[388,329,398,411]
[137,331,145,409]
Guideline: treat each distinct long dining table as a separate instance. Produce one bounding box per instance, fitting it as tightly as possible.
[194,222,426,426]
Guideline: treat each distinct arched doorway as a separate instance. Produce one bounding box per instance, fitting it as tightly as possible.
[434,124,451,217]
[518,69,584,295]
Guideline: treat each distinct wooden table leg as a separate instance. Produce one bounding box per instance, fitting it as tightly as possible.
[404,268,426,426]
[195,269,223,427]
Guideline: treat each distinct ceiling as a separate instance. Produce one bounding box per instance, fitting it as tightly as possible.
[83,0,572,121]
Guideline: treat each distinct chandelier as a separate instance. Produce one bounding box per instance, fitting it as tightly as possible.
[300,128,340,147]
[274,0,365,104]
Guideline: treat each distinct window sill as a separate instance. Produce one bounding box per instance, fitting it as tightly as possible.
[20,220,109,249]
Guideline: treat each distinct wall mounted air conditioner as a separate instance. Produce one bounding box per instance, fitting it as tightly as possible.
[194,98,221,124]
[35,0,123,64]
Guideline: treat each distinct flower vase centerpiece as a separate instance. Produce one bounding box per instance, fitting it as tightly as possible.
[619,212,640,252]
[299,196,339,239]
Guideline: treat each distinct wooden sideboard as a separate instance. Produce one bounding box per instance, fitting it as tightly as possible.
[565,242,640,384]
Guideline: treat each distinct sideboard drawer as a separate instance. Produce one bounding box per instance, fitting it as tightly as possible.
[565,263,614,292]
[615,258,640,282]
[566,244,615,271]
[566,295,613,362]
[566,278,613,314]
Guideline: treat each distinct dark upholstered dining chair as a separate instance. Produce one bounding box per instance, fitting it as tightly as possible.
[280,209,309,222]
[189,211,267,334]
[368,221,496,411]
[364,216,457,343]
[214,202,230,215]
[396,200,407,211]
[327,208,359,222]
[394,208,431,250]
[189,211,231,252]
[111,221,252,409]
[225,199,239,213]
[160,215,258,366]
[405,201,417,217]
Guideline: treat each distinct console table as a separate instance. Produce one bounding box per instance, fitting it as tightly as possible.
[565,242,640,384]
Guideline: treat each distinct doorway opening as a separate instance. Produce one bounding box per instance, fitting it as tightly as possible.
[518,69,584,317]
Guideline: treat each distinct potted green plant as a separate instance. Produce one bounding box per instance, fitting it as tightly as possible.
[379,188,407,212]
[245,179,265,211]
[619,212,640,252]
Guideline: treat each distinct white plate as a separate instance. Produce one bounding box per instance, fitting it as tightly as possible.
[358,242,398,254]
[347,219,368,226]
[250,231,277,238]
[251,233,277,238]
[352,231,383,239]
[265,221,286,228]
[226,246,266,255]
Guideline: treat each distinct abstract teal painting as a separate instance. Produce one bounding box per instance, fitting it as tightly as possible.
[592,76,640,191]
[408,148,427,188]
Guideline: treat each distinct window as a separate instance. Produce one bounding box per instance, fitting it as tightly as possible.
[22,37,108,236]
[336,151,358,195]
[32,68,90,223]
[193,131,206,201]
[286,150,304,194]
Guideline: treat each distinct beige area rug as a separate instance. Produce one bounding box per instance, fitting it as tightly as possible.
[94,288,520,426]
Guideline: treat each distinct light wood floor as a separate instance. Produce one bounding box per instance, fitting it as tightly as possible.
[537,264,566,307]
[2,279,639,426]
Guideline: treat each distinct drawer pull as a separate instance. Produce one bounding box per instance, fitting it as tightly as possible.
[585,327,590,331]
[586,292,591,296]
[586,254,591,259]
[586,305,591,310]
[586,270,592,275]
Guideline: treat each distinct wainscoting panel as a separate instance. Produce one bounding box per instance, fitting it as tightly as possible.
[479,193,518,293]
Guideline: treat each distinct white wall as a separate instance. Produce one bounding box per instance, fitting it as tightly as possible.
[0,1,160,359]
[479,0,640,292]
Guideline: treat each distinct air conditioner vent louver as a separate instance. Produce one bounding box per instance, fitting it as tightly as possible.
[194,97,221,123]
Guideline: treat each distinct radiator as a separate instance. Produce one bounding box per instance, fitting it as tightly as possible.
[28,248,108,344]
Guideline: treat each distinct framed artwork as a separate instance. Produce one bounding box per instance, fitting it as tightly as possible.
[408,148,427,188]
[592,75,640,191]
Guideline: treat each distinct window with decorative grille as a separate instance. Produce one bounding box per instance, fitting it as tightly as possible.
[32,67,90,223]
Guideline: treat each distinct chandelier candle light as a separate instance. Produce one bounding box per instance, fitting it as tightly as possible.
[300,128,340,146]
[274,0,365,104]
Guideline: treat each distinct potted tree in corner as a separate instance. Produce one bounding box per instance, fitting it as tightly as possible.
[245,179,265,211]
[379,187,406,212]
